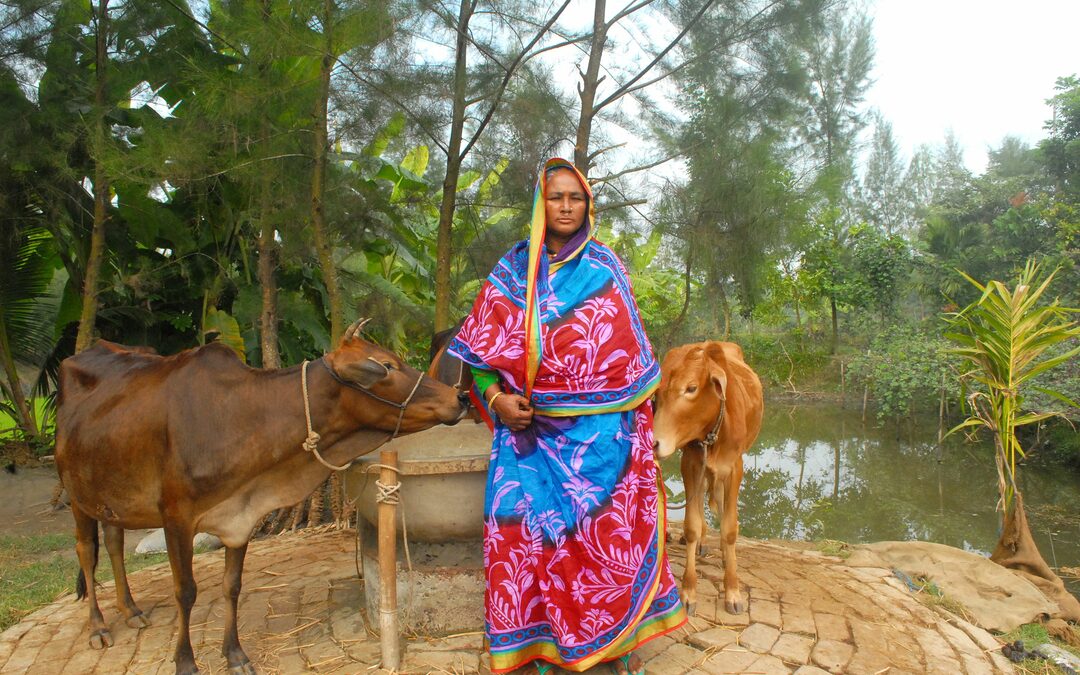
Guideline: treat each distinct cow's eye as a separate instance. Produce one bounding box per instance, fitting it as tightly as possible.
[685,384,698,394]
[382,361,394,370]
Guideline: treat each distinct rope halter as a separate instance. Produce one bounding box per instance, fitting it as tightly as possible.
[692,390,727,451]
[300,356,427,471]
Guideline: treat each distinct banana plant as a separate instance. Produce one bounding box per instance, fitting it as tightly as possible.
[0,227,62,438]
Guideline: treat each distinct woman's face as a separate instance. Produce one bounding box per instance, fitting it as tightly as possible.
[544,169,588,250]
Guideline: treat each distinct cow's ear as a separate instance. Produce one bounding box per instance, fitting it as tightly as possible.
[332,355,391,388]
[704,342,729,396]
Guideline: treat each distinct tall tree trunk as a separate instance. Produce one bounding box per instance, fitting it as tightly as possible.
[829,294,838,355]
[574,0,608,175]
[258,197,280,368]
[74,0,110,354]
[256,3,280,370]
[434,0,473,332]
[0,328,37,437]
[311,5,343,344]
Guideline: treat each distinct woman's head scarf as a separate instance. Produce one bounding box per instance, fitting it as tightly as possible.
[523,158,595,395]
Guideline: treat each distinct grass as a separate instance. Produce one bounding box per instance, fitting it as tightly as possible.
[907,576,976,623]
[1000,623,1080,675]
[816,539,852,559]
[0,533,169,632]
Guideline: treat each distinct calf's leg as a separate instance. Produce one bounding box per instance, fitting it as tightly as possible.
[679,449,707,615]
[103,524,151,628]
[221,543,256,674]
[164,523,200,675]
[74,508,112,649]
[719,458,745,614]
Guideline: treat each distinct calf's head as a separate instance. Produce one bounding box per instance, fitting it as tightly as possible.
[324,323,465,432]
[653,342,728,459]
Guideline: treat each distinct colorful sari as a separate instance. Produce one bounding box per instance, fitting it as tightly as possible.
[447,159,686,673]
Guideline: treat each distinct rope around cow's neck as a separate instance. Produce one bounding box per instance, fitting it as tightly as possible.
[697,391,727,450]
[299,359,425,471]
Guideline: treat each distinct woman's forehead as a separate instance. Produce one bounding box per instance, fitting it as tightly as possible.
[546,169,586,193]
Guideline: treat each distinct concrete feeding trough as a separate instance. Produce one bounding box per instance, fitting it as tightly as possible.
[345,422,492,636]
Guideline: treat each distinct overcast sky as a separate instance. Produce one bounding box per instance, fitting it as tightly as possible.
[866,0,1079,173]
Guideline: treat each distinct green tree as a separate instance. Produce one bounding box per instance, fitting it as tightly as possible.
[859,113,907,236]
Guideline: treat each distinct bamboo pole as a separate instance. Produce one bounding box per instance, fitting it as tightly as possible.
[378,450,400,670]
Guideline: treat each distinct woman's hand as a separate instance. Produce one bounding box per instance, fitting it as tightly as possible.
[491,393,533,431]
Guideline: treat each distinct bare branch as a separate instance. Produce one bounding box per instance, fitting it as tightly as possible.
[458,0,574,161]
[588,142,626,162]
[606,0,660,28]
[596,198,647,213]
[593,0,719,115]
[591,152,683,185]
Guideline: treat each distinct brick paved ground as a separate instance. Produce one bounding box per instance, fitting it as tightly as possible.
[0,530,1014,674]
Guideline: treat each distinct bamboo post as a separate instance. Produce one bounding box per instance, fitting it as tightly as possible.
[378,449,400,670]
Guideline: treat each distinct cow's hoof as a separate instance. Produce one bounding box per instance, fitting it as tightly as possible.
[177,665,201,675]
[685,601,696,616]
[724,595,746,615]
[228,660,258,675]
[126,611,151,628]
[89,629,114,649]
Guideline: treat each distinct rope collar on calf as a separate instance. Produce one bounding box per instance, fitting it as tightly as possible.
[300,357,426,471]
[693,391,727,450]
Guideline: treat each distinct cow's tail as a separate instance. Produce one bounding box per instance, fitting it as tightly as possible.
[74,524,100,601]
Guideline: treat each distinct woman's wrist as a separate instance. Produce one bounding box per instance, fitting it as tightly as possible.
[487,390,504,408]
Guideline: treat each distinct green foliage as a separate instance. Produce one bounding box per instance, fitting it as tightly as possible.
[847,327,957,421]
[945,260,1080,516]
[739,334,831,389]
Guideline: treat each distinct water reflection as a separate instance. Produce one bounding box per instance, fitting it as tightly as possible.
[662,402,1080,583]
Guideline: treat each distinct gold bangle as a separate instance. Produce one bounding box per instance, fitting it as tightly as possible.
[487,391,504,408]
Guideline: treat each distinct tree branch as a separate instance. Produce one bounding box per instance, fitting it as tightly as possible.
[458,0,573,161]
[590,151,683,185]
[593,0,718,115]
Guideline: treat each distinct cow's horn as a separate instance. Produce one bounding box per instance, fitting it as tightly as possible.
[344,318,371,341]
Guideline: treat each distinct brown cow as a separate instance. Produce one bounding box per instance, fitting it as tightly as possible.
[54,321,465,675]
[653,341,763,615]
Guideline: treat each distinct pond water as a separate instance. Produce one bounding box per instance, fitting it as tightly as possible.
[661,401,1080,591]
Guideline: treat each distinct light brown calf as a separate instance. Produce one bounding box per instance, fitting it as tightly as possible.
[653,341,763,614]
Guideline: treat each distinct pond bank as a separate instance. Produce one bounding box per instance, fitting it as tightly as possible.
[0,528,1018,674]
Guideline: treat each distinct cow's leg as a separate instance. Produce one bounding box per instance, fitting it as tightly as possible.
[679,448,707,615]
[221,542,256,674]
[74,509,112,649]
[103,524,151,629]
[164,524,200,675]
[719,457,745,614]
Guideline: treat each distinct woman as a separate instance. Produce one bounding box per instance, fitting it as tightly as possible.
[447,158,686,674]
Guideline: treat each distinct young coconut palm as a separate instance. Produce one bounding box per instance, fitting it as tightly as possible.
[944,259,1080,619]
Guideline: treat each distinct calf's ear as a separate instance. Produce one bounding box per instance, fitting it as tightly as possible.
[704,342,729,397]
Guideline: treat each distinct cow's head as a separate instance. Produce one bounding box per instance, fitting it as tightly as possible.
[324,320,466,432]
[652,342,728,459]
